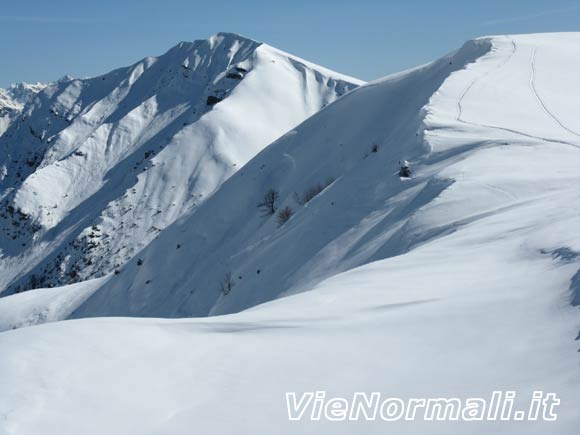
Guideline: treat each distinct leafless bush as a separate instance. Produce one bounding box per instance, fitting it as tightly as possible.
[297,177,335,205]
[258,189,279,215]
[277,206,294,227]
[220,272,235,295]
[302,184,324,204]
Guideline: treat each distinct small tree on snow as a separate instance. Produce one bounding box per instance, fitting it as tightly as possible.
[277,206,294,227]
[258,188,279,215]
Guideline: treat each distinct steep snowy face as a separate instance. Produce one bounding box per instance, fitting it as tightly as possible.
[65,33,580,323]
[0,32,361,294]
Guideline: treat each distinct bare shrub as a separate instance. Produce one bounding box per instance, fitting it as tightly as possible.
[258,189,279,215]
[303,184,324,204]
[277,206,294,226]
[220,272,235,295]
[299,177,335,205]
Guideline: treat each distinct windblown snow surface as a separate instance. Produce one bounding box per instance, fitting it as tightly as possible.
[0,32,360,295]
[1,33,580,434]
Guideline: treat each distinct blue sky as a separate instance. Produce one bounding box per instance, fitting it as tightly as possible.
[1,0,579,87]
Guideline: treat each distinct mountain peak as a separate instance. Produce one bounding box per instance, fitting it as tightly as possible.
[0,30,361,296]
[212,31,260,44]
[162,32,262,77]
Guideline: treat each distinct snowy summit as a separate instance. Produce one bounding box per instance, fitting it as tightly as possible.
[0,32,361,297]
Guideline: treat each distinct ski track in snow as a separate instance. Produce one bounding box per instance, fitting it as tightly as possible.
[528,47,580,139]
[456,38,580,150]
[456,39,517,122]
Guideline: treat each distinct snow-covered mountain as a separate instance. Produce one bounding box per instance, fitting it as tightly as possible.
[0,32,361,295]
[0,82,46,135]
[56,33,580,320]
[1,32,579,434]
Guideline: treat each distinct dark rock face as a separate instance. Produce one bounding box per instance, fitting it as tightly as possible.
[206,95,222,106]
[571,269,580,307]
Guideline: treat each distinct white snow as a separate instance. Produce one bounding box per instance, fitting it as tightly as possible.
[0,32,361,294]
[0,32,580,434]
[0,82,45,136]
[0,276,108,332]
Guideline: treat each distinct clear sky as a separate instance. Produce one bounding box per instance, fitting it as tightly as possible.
[1,0,579,87]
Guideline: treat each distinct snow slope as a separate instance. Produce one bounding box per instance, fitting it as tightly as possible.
[0,252,578,434]
[0,276,108,332]
[0,32,361,295]
[65,33,579,319]
[0,32,579,434]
